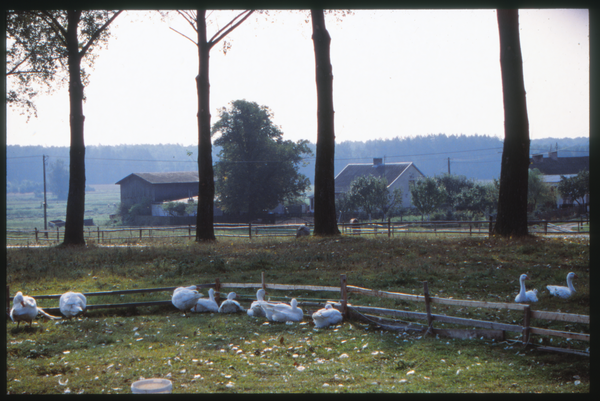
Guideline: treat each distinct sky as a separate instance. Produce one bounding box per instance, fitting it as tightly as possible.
[5,9,590,147]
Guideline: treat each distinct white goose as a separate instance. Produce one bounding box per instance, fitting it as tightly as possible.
[547,272,578,299]
[514,274,538,303]
[172,285,203,315]
[261,298,303,322]
[312,303,343,328]
[10,291,61,328]
[218,292,245,313]
[59,291,87,318]
[191,288,219,313]
[247,289,268,317]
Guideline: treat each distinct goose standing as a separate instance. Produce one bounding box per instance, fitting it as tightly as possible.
[10,291,61,328]
[261,298,303,322]
[312,303,343,328]
[172,285,203,316]
[514,274,538,303]
[547,272,578,299]
[191,288,219,313]
[59,291,87,318]
[218,292,245,313]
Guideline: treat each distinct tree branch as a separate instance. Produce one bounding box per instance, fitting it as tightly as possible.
[169,26,197,46]
[80,10,123,57]
[208,9,255,49]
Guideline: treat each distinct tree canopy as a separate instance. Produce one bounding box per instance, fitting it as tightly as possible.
[212,100,312,217]
[410,177,447,219]
[558,170,589,207]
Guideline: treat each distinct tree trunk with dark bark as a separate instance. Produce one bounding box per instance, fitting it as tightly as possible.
[311,9,340,236]
[62,10,86,246]
[493,9,530,237]
[195,10,216,241]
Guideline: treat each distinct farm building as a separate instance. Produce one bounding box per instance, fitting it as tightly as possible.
[116,171,199,209]
[529,151,589,208]
[334,158,426,209]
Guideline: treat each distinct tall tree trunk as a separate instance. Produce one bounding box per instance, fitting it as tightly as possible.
[493,9,530,237]
[195,10,216,241]
[311,9,340,236]
[62,10,86,246]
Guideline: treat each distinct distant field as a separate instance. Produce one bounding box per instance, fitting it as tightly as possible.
[6,184,121,231]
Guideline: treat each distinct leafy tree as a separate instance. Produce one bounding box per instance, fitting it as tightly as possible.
[5,12,64,118]
[455,182,497,216]
[435,173,474,208]
[212,100,312,217]
[528,168,556,212]
[346,175,389,220]
[48,159,69,200]
[410,177,447,220]
[171,10,255,241]
[558,170,589,207]
[493,9,530,237]
[162,201,187,217]
[7,10,122,246]
[311,9,340,236]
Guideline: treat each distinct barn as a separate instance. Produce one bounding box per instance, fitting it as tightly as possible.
[116,171,199,209]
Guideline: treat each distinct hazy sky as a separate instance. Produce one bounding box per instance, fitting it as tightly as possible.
[6,9,590,147]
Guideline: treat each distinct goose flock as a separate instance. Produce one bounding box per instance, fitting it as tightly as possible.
[10,271,581,329]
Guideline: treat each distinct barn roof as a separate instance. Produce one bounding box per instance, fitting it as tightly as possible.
[116,171,199,185]
[334,162,421,193]
[529,156,589,176]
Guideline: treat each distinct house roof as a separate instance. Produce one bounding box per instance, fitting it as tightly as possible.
[334,162,422,193]
[116,171,199,185]
[529,156,589,175]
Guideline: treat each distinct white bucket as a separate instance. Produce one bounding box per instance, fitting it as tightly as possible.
[131,378,172,394]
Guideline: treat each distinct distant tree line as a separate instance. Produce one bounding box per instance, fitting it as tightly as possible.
[6,135,589,189]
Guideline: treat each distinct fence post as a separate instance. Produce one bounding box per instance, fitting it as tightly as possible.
[388,218,391,238]
[98,226,100,242]
[469,224,472,236]
[340,274,348,318]
[249,223,252,239]
[35,227,39,243]
[57,227,60,242]
[140,229,142,240]
[189,225,191,239]
[261,271,266,291]
[544,221,548,234]
[489,215,493,237]
[523,305,531,344]
[215,278,221,305]
[423,281,434,335]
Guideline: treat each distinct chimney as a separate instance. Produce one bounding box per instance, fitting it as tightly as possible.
[373,158,383,166]
[532,154,543,163]
[548,151,558,160]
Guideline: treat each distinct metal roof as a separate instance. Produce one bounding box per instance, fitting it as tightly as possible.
[334,162,421,193]
[116,171,199,185]
[529,156,589,175]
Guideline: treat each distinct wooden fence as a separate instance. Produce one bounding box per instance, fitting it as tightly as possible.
[6,273,589,356]
[5,218,589,246]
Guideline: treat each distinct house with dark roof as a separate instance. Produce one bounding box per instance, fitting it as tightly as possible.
[334,158,426,209]
[116,171,199,209]
[529,151,589,208]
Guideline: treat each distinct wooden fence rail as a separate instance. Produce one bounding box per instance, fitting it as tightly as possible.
[5,218,589,246]
[6,274,589,354]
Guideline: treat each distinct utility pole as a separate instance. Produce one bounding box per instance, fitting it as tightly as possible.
[447,157,451,174]
[43,155,48,232]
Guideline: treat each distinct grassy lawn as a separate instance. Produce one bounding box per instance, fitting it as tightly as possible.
[6,235,589,394]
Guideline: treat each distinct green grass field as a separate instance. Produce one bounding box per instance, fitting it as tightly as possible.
[6,234,590,394]
[6,184,121,231]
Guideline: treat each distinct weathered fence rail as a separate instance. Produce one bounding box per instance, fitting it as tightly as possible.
[5,218,589,246]
[6,273,589,355]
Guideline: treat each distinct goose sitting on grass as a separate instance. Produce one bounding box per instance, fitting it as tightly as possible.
[514,274,538,303]
[312,303,343,328]
[172,285,203,316]
[10,291,61,328]
[246,288,283,317]
[59,291,87,319]
[261,298,303,322]
[191,288,219,313]
[547,272,578,299]
[218,292,245,313]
